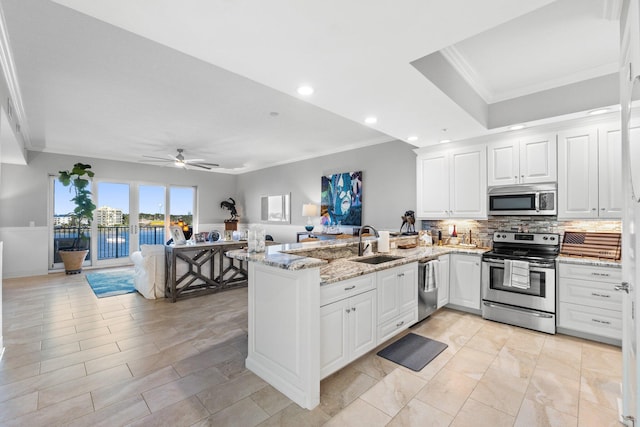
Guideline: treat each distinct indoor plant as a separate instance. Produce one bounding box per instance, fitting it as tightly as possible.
[57,162,96,274]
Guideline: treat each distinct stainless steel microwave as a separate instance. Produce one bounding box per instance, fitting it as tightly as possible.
[488,184,557,216]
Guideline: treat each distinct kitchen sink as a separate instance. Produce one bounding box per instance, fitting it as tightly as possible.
[350,254,404,265]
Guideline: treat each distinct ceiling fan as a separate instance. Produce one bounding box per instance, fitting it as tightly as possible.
[141,148,219,170]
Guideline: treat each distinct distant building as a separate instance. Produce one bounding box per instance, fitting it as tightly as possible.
[53,215,72,226]
[95,206,124,226]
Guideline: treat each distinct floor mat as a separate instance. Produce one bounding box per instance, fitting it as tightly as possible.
[376,332,448,372]
[86,269,136,298]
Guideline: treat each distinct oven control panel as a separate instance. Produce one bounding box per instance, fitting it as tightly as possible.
[493,231,559,246]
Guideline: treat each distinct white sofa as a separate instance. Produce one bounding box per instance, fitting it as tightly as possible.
[130,244,165,299]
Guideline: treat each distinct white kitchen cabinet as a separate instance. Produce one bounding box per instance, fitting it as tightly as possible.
[416,145,487,219]
[557,125,622,219]
[377,262,418,343]
[557,262,622,343]
[320,287,376,379]
[487,134,556,186]
[437,254,450,308]
[598,124,627,218]
[416,150,450,218]
[448,253,481,312]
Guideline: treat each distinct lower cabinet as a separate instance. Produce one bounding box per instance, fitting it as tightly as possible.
[558,262,622,343]
[320,262,418,378]
[437,255,450,308]
[377,263,418,343]
[448,253,481,311]
[320,288,377,379]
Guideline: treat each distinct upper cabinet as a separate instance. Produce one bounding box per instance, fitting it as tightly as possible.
[487,134,557,186]
[557,124,622,219]
[416,144,487,219]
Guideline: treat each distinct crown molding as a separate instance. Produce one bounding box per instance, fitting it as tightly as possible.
[0,2,30,148]
[440,45,494,103]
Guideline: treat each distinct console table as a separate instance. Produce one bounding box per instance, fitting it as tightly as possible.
[165,241,248,302]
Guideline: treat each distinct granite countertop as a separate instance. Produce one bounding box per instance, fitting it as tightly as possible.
[557,254,622,268]
[226,237,490,284]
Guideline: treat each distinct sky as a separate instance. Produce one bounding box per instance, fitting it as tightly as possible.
[54,181,194,216]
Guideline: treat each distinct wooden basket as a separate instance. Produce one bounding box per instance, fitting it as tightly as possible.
[560,232,621,260]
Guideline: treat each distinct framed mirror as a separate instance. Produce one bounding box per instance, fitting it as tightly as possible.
[261,193,290,223]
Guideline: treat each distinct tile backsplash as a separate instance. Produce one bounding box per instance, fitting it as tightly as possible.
[421,217,621,248]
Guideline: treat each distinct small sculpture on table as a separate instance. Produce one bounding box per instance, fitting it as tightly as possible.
[221,197,239,234]
[400,210,418,235]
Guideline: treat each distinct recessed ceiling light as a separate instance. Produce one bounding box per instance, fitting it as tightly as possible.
[588,108,609,115]
[365,117,378,125]
[297,85,314,96]
[407,136,418,142]
[440,139,451,144]
[509,124,525,131]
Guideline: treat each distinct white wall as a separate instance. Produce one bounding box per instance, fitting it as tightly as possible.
[0,226,47,278]
[237,140,417,243]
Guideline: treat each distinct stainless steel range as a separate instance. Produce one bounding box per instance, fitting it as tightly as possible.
[481,231,559,334]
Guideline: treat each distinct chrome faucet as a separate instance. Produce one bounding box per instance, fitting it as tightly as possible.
[358,225,379,256]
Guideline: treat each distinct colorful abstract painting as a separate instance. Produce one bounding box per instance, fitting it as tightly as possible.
[321,171,362,226]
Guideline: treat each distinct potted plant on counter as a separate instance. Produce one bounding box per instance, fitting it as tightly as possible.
[57,162,96,274]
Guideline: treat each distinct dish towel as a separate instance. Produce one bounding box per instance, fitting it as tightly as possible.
[424,260,439,291]
[502,259,512,287]
[510,260,531,289]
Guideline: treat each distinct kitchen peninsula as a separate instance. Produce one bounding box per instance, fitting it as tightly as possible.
[226,237,486,409]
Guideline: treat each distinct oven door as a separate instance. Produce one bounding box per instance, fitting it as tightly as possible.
[481,257,556,313]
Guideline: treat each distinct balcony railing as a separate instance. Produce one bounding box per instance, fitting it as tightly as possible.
[54,225,167,262]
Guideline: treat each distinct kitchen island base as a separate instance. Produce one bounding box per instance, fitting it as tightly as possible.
[246,262,321,409]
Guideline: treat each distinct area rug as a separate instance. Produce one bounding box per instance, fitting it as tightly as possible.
[377,333,448,372]
[86,269,136,298]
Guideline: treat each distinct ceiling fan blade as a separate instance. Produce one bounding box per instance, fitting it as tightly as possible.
[183,158,205,163]
[142,155,172,161]
[194,162,220,167]
[188,163,212,170]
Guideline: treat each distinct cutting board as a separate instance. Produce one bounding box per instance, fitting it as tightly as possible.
[560,231,621,260]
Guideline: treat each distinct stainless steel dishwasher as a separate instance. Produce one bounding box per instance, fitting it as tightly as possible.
[418,260,439,322]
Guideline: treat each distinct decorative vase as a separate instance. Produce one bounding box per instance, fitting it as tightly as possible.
[59,250,89,274]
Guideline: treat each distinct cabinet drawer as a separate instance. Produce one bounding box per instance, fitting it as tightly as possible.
[559,278,623,311]
[377,308,417,345]
[559,263,621,283]
[320,274,375,306]
[558,302,622,340]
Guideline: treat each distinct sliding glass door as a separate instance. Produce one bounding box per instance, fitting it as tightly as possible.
[94,181,133,267]
[50,176,197,270]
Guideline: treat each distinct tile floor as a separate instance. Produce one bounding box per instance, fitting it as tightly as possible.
[0,270,623,426]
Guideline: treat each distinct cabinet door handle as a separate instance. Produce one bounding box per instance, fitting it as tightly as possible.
[591,292,610,298]
[591,272,610,277]
[344,285,356,291]
[345,308,351,313]
[592,318,611,325]
[615,282,630,293]
[601,207,606,210]
[352,307,356,311]
[397,273,404,278]
[396,320,405,327]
